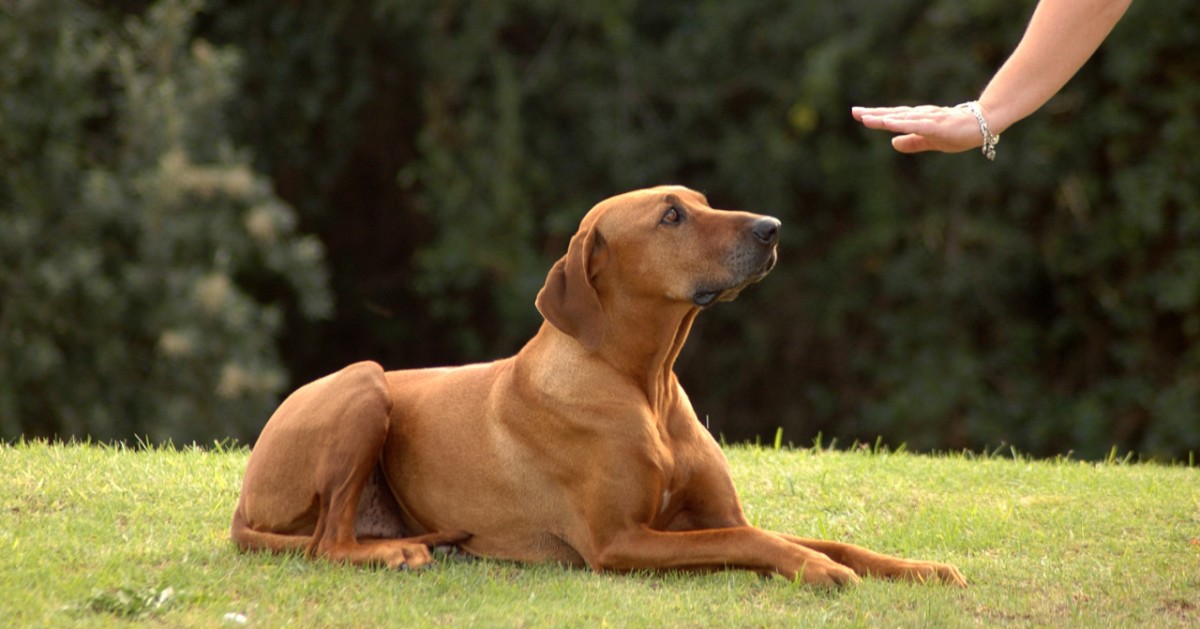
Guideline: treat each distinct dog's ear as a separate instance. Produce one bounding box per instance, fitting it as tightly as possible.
[535,227,605,352]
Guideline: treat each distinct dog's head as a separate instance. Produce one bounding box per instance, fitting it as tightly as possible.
[536,185,780,352]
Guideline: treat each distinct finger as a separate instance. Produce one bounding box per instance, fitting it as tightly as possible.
[860,115,935,136]
[852,106,914,118]
[856,114,888,130]
[853,107,906,122]
[852,105,942,120]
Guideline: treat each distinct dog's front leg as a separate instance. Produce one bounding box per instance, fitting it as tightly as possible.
[777,534,967,587]
[588,525,861,587]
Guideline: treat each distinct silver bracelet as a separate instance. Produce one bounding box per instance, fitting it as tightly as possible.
[956,101,1000,161]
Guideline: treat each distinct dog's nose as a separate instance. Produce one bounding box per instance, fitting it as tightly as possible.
[751,217,781,246]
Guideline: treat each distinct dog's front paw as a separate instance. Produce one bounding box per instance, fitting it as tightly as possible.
[896,560,968,588]
[800,561,862,588]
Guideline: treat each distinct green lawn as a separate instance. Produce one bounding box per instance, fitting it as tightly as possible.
[1,441,1196,627]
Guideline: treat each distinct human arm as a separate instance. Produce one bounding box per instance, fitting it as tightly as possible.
[851,0,1133,155]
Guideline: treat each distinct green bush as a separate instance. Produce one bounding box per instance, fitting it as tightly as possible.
[9,0,1197,459]
[203,0,1199,459]
[0,0,330,443]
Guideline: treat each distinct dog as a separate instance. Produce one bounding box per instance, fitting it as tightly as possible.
[230,185,966,587]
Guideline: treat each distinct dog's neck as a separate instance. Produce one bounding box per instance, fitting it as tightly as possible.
[595,298,699,412]
[525,297,699,415]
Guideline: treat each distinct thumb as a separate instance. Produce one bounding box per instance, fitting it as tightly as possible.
[891,134,933,154]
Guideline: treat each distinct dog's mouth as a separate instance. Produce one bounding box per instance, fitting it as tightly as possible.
[691,249,777,308]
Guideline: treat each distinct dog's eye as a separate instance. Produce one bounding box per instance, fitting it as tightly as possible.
[661,206,683,225]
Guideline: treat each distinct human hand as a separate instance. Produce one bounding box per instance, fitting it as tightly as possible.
[851,105,985,154]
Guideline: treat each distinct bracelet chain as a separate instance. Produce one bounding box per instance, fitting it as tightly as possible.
[956,101,1000,161]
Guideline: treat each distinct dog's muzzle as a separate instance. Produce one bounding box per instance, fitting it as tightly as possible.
[692,216,781,307]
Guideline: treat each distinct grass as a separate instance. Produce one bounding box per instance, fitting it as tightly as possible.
[1,440,1197,627]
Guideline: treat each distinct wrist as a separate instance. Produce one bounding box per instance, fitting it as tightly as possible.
[976,97,1015,136]
[956,101,1001,161]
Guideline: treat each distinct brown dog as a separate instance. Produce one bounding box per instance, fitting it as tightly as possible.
[231,186,966,587]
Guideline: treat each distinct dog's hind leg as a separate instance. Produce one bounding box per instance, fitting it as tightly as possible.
[231,361,466,568]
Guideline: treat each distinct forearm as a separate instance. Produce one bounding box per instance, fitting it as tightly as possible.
[980,0,1132,133]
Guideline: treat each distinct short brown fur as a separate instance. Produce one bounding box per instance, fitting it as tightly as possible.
[231,186,966,587]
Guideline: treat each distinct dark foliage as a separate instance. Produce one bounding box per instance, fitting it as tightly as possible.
[5,0,1198,459]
